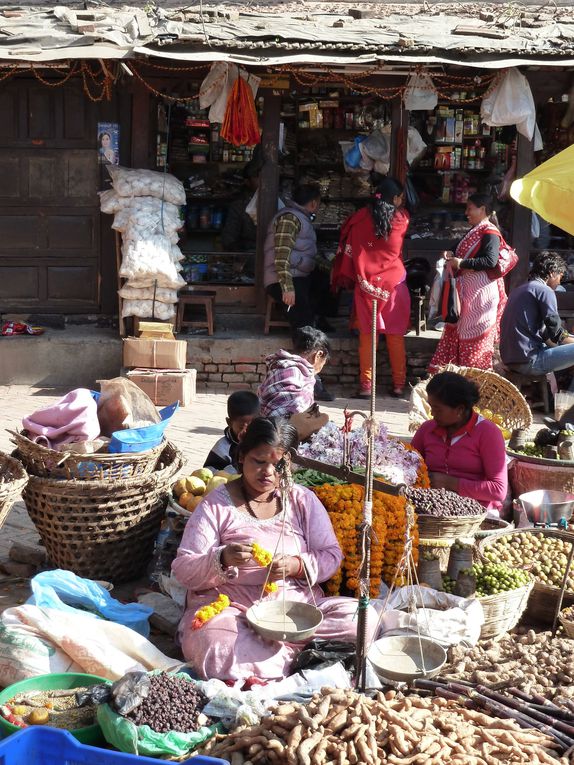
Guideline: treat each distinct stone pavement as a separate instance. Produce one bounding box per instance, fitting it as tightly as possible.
[0,385,414,563]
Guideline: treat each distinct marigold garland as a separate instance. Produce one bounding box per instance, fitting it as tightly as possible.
[252,543,278,593]
[192,593,230,630]
[313,458,426,597]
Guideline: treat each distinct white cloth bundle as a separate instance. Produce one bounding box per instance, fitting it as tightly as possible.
[119,235,186,290]
[119,284,179,304]
[121,300,176,320]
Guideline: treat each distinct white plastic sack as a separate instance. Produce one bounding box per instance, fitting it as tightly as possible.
[100,189,131,215]
[407,127,427,165]
[113,197,182,242]
[0,605,177,686]
[119,285,179,304]
[107,166,186,206]
[119,235,185,290]
[377,585,484,646]
[121,300,176,321]
[481,69,536,140]
[408,379,432,433]
[403,73,438,111]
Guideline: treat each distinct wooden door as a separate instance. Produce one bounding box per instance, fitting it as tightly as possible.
[0,78,101,313]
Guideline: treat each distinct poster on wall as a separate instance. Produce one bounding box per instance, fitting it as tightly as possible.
[97,122,119,165]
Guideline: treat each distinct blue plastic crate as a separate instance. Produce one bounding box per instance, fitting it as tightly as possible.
[0,727,228,765]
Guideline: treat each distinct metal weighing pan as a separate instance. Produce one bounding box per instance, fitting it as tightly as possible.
[368,635,447,683]
[246,600,323,642]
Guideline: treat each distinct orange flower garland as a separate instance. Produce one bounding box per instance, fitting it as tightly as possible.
[192,593,230,630]
[313,456,426,597]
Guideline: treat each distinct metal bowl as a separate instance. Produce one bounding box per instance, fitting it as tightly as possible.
[368,635,446,683]
[518,489,574,525]
[246,600,323,643]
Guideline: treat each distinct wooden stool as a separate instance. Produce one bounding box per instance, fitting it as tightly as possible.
[503,368,551,414]
[176,290,215,335]
[264,295,290,335]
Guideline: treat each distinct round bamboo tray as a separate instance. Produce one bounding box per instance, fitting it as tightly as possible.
[478,527,574,624]
[22,442,183,583]
[478,578,534,639]
[507,449,574,495]
[417,513,487,541]
[10,430,164,481]
[409,364,532,434]
[0,452,28,529]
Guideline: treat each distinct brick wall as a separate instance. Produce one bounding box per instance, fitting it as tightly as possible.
[187,334,438,394]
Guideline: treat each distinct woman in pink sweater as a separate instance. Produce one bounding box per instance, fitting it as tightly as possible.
[411,372,507,511]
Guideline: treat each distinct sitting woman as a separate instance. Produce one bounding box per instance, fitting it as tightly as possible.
[172,416,376,681]
[411,372,507,512]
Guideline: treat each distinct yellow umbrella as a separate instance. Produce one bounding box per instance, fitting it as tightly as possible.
[510,143,574,236]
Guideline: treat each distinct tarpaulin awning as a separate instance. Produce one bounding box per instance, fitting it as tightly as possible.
[510,144,574,236]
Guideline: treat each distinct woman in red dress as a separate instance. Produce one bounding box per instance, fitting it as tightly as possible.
[332,177,410,398]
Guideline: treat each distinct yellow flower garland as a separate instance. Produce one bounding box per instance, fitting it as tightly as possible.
[252,543,278,593]
[192,593,230,630]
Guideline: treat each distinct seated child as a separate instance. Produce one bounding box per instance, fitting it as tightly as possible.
[259,326,330,418]
[203,391,260,473]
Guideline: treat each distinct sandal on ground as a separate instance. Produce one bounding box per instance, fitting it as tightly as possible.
[354,389,372,399]
[389,387,405,398]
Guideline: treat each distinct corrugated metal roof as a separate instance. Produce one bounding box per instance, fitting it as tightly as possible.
[0,3,573,65]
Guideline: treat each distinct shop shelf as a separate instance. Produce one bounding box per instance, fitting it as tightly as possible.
[0,727,227,765]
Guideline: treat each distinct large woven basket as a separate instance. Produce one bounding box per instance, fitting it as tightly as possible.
[0,452,28,529]
[478,528,574,624]
[479,578,534,639]
[417,513,487,541]
[10,430,164,481]
[23,442,183,583]
[507,450,574,495]
[409,364,532,433]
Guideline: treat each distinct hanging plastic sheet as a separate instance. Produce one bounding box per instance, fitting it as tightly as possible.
[510,143,574,236]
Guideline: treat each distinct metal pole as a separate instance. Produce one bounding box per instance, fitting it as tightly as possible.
[552,539,574,639]
[355,297,378,691]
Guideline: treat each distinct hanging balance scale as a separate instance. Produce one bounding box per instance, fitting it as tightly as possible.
[246,461,324,642]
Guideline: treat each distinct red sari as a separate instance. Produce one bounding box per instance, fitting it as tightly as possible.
[429,219,507,372]
[332,207,411,334]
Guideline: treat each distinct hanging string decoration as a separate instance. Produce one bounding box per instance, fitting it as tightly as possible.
[220,73,261,147]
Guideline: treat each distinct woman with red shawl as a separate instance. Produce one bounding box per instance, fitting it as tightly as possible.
[429,193,507,373]
[332,177,410,398]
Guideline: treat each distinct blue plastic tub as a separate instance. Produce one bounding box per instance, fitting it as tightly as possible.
[0,727,228,765]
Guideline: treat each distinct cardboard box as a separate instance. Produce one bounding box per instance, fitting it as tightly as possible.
[127,369,196,407]
[123,337,187,370]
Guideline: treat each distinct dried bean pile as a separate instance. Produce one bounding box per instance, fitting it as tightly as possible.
[126,673,209,734]
[405,487,484,517]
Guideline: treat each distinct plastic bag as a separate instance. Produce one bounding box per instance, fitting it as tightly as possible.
[344,135,367,169]
[377,585,484,646]
[439,262,460,323]
[97,673,219,758]
[403,73,438,111]
[197,679,266,727]
[290,640,356,672]
[108,402,179,453]
[407,127,428,165]
[481,69,536,140]
[97,378,161,438]
[28,570,153,637]
[111,671,151,716]
[121,300,176,321]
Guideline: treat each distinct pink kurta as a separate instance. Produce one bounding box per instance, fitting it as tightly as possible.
[172,483,377,681]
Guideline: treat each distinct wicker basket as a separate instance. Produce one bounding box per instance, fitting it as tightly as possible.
[417,513,487,540]
[22,442,183,583]
[559,609,574,639]
[507,450,574,495]
[479,579,534,639]
[478,527,574,624]
[0,452,28,529]
[409,364,532,433]
[10,430,164,481]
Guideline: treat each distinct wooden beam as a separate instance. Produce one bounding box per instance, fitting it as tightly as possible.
[390,94,408,184]
[255,90,281,314]
[131,79,150,169]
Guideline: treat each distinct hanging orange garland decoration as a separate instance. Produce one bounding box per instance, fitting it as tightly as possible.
[221,75,261,147]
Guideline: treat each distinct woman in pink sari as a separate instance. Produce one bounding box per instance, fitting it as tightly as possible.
[429,194,507,372]
[172,417,376,682]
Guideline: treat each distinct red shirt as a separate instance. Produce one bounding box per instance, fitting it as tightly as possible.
[411,415,508,510]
